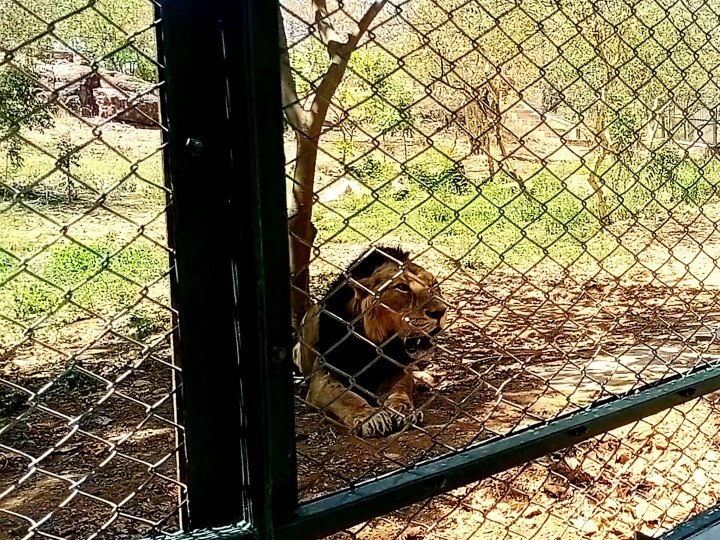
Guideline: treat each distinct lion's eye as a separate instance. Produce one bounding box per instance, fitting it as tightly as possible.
[394,283,412,293]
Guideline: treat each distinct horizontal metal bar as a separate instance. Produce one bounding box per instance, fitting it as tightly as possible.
[278,363,720,540]
[137,521,258,540]
[658,503,720,539]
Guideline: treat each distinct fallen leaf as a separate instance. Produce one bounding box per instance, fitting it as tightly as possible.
[56,443,82,454]
[571,517,598,536]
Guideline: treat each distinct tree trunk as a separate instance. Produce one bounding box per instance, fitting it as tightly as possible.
[489,79,524,192]
[280,0,388,333]
[289,134,319,330]
[588,150,609,224]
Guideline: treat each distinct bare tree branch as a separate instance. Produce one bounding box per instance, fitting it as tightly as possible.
[281,0,389,330]
[309,0,388,133]
[313,0,344,59]
[348,0,387,49]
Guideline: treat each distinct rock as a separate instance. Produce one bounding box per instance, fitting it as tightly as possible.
[317,178,364,202]
[34,58,159,128]
[693,468,708,487]
[95,87,159,127]
[571,517,599,536]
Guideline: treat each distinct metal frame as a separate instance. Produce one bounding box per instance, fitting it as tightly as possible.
[657,504,720,539]
[277,364,720,539]
[157,0,296,534]
[155,0,720,539]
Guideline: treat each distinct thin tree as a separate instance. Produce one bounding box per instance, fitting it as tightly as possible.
[279,0,387,331]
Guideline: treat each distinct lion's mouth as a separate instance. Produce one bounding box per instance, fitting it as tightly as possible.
[405,327,441,353]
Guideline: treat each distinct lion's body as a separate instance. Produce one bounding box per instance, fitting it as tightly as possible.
[294,246,447,437]
[313,247,414,402]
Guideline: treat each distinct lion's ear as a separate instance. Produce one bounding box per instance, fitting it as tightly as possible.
[349,277,373,299]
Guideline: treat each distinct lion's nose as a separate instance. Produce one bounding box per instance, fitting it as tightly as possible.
[425,305,446,321]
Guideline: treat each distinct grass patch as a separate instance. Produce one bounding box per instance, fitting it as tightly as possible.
[0,237,168,327]
[315,154,720,271]
[1,117,165,206]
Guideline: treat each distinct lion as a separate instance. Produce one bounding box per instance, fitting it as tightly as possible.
[293,246,447,438]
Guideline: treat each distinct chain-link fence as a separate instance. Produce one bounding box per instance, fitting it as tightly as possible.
[5,0,720,538]
[0,1,185,538]
[281,0,720,537]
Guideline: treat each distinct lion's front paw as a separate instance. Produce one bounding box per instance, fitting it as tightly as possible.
[385,399,424,426]
[352,407,402,438]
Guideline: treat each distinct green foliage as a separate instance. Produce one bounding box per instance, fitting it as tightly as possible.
[288,40,414,136]
[0,251,14,280]
[347,48,414,136]
[55,0,158,81]
[408,152,470,195]
[315,158,720,270]
[347,155,398,188]
[3,239,167,323]
[56,135,81,172]
[0,1,157,81]
[646,146,683,186]
[128,308,165,340]
[288,38,329,98]
[0,66,55,169]
[9,279,59,321]
[5,134,165,204]
[334,139,359,160]
[608,110,642,154]
[53,364,104,393]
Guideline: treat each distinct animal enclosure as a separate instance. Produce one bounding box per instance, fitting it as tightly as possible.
[283,0,720,537]
[2,0,720,539]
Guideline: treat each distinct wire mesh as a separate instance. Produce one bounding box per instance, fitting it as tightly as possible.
[0,1,185,538]
[324,395,720,539]
[281,0,720,537]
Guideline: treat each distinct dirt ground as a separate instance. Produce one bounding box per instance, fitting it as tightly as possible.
[0,119,183,539]
[4,200,720,539]
[294,205,720,538]
[3,121,720,539]
[325,397,720,539]
[0,317,182,539]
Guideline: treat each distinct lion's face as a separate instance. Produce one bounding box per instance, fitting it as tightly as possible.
[350,259,447,351]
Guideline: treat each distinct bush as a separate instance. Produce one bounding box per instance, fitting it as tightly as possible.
[408,152,470,195]
[646,146,683,187]
[128,308,165,340]
[347,155,398,188]
[0,66,55,170]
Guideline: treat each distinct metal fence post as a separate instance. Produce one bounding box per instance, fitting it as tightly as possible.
[158,0,252,530]
[158,0,297,535]
[222,0,300,535]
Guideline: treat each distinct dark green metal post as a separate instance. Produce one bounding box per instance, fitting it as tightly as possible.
[158,0,297,535]
[158,0,251,530]
[222,0,300,535]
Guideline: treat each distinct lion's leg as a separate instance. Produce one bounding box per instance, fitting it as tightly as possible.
[306,368,403,437]
[378,368,423,426]
[293,304,321,378]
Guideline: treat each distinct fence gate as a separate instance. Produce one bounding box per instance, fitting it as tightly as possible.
[4,0,720,539]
